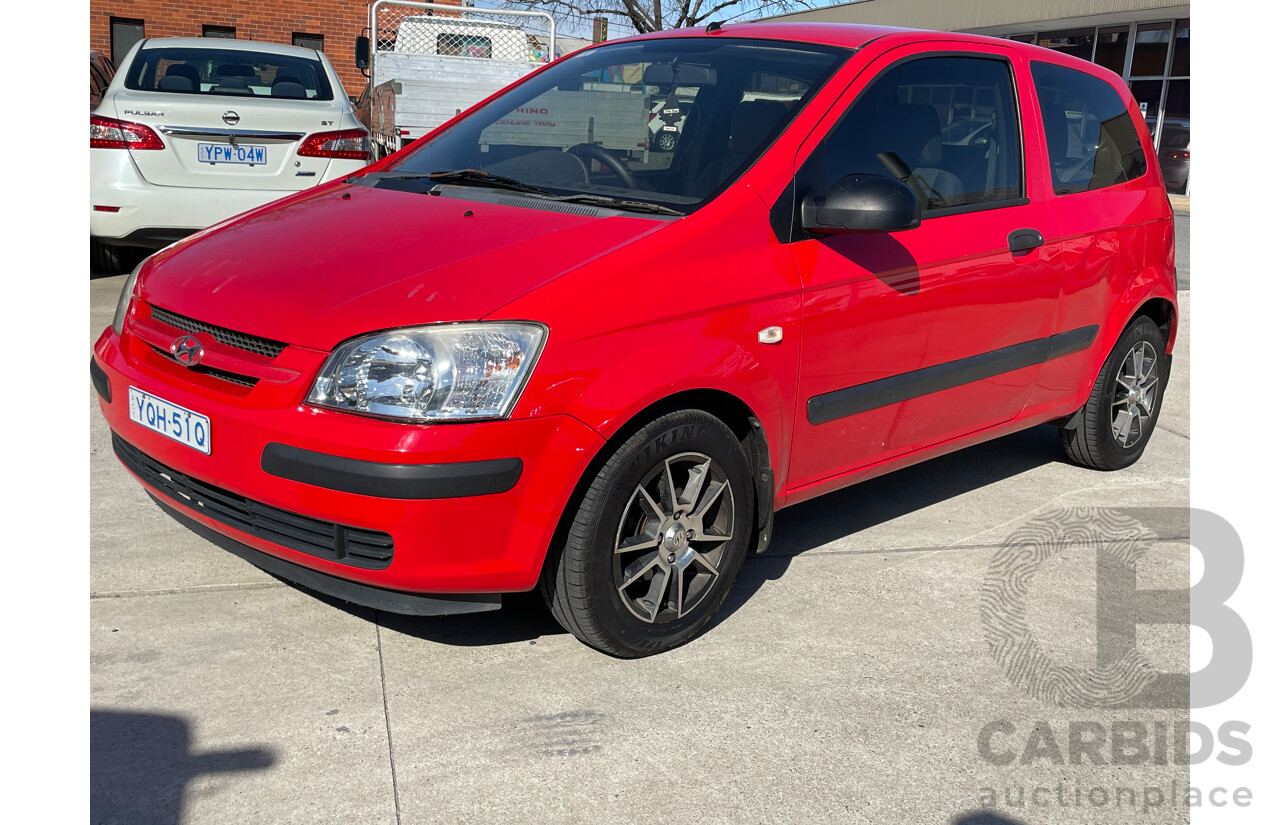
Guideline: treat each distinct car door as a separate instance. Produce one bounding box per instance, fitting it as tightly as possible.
[785,44,1063,490]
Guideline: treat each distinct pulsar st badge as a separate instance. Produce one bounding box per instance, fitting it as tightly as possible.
[171,335,204,367]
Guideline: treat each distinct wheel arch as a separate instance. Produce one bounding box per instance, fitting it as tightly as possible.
[539,387,778,591]
[1132,295,1178,352]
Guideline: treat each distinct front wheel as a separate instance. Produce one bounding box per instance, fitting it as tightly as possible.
[1060,316,1169,470]
[542,410,753,657]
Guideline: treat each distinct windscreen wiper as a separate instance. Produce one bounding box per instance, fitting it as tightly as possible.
[546,194,686,216]
[425,169,553,196]
[351,169,552,196]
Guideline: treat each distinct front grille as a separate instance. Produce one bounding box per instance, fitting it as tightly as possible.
[147,344,259,388]
[113,433,394,570]
[150,306,288,359]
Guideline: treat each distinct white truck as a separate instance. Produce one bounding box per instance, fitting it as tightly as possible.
[478,82,656,163]
[356,1,558,159]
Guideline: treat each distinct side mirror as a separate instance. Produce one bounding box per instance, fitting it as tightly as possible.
[355,36,371,70]
[800,174,921,234]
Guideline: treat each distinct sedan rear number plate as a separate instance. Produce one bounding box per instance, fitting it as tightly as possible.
[128,387,211,454]
[198,142,267,165]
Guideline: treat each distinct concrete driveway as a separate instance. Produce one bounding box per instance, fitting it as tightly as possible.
[91,269,1192,824]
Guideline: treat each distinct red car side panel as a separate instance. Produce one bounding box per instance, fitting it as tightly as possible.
[495,185,804,495]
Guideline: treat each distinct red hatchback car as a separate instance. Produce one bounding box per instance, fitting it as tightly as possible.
[93,24,1178,657]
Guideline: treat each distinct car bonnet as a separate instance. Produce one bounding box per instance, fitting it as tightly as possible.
[136,183,671,351]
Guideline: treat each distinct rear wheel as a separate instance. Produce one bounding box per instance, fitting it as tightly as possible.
[90,238,127,275]
[1060,316,1168,470]
[542,410,752,657]
[655,130,678,152]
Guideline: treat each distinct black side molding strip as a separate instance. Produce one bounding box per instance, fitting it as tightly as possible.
[807,325,1098,426]
[90,356,111,403]
[149,494,501,617]
[262,443,522,499]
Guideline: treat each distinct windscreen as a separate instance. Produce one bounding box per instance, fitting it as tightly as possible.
[124,47,335,100]
[383,38,849,212]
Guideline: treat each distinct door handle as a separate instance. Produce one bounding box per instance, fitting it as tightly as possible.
[1008,228,1045,255]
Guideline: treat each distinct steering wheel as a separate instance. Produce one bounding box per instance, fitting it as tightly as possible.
[569,143,639,189]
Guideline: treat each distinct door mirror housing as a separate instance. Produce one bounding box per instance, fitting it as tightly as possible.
[355,36,371,71]
[800,174,921,234]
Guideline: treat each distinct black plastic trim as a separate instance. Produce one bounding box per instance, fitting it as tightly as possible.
[807,325,1099,425]
[90,357,112,403]
[149,495,502,617]
[262,443,523,499]
[113,433,395,570]
[94,228,196,249]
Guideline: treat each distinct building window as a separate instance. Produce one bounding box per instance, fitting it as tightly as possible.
[110,17,144,66]
[1093,26,1129,75]
[1131,22,1173,77]
[292,33,324,51]
[1036,28,1095,63]
[1171,18,1190,77]
[203,25,236,39]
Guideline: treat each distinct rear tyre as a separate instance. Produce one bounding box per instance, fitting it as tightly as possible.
[542,410,753,657]
[655,131,678,152]
[1059,316,1168,470]
[90,238,126,275]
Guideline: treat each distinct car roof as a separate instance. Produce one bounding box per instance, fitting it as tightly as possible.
[136,37,324,59]
[609,22,1131,91]
[612,22,989,50]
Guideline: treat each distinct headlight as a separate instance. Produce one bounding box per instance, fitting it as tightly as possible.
[111,262,142,335]
[307,323,546,422]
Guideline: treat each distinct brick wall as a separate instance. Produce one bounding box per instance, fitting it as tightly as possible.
[90,1,463,97]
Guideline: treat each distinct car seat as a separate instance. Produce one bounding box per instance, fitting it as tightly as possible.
[158,64,200,93]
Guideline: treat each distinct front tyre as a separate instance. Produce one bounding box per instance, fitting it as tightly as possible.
[543,410,753,657]
[1060,316,1169,470]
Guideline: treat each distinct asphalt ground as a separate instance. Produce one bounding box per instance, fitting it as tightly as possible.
[90,237,1192,824]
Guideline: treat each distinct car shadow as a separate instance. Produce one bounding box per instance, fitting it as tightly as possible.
[91,709,274,825]
[951,812,1030,825]
[324,424,1063,649]
[708,424,1064,627]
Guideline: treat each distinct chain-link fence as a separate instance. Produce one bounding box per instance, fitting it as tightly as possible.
[370,1,557,83]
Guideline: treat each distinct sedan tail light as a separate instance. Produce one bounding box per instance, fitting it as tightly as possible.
[91,115,165,150]
[298,129,370,160]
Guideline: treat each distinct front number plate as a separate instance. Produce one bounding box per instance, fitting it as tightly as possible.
[128,387,212,455]
[197,142,267,165]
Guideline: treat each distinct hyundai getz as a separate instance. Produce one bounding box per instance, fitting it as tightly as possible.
[93,24,1178,657]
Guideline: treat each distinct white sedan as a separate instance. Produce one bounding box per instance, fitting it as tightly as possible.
[91,37,370,273]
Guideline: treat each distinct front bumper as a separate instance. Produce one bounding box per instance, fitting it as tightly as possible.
[93,322,605,601]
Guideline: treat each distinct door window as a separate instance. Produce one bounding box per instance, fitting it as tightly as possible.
[1030,62,1147,194]
[799,55,1023,214]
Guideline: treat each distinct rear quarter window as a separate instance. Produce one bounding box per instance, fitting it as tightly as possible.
[1030,61,1147,194]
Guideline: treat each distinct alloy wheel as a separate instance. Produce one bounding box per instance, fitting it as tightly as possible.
[1111,340,1160,448]
[613,451,735,623]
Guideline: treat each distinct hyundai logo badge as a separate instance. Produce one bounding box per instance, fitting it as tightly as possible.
[171,335,204,367]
